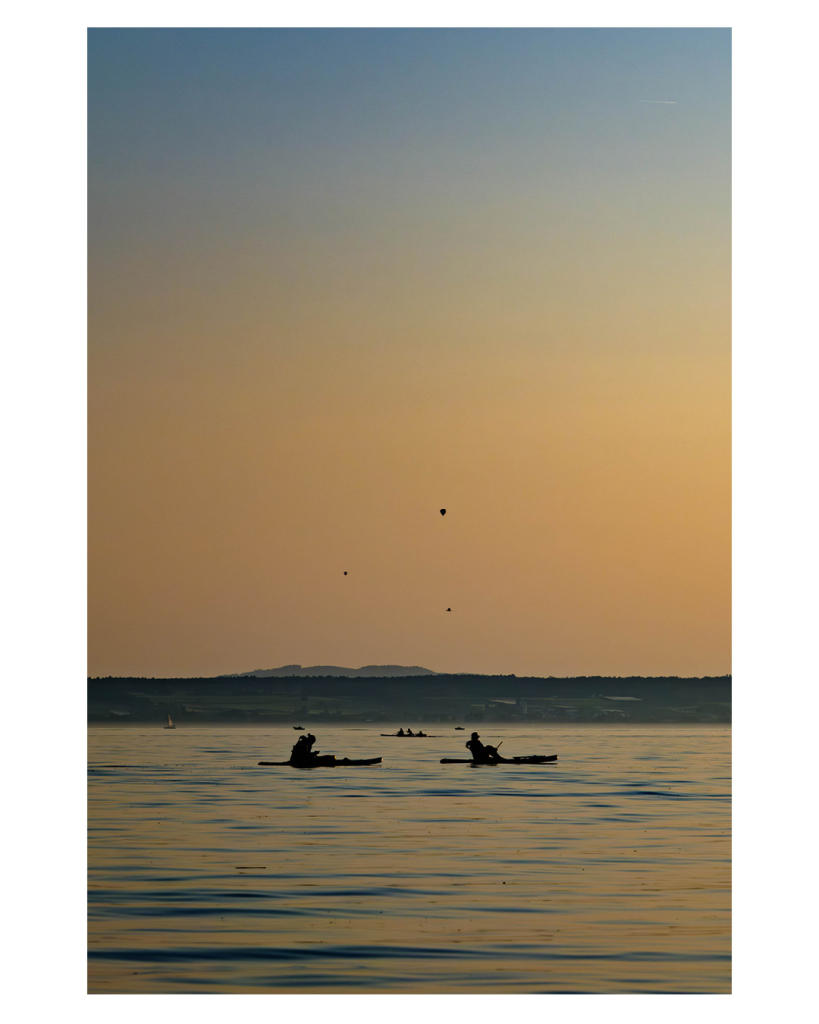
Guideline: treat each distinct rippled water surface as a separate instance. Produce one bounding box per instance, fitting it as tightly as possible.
[88,724,730,993]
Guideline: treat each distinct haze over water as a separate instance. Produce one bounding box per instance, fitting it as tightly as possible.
[88,724,730,993]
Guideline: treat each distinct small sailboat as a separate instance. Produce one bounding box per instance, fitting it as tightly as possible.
[164,714,175,730]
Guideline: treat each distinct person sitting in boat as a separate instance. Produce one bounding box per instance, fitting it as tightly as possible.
[290,733,318,766]
[406,728,414,736]
[466,732,501,763]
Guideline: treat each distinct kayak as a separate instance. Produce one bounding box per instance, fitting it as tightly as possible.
[380,733,433,737]
[440,754,558,765]
[258,756,382,767]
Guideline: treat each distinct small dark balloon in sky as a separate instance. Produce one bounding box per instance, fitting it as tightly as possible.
[440,509,446,516]
[343,571,347,575]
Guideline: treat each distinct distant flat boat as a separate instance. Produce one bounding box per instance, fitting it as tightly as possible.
[380,731,430,737]
[293,726,305,730]
[258,756,382,768]
[440,754,558,765]
[164,715,175,730]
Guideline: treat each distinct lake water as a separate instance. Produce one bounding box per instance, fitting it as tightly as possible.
[88,724,730,993]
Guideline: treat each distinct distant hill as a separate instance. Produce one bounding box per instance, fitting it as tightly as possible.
[236,664,436,678]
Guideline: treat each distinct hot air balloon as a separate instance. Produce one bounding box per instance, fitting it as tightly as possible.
[440,509,446,516]
[343,571,348,576]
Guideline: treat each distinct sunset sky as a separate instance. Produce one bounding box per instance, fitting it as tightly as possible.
[88,28,730,679]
